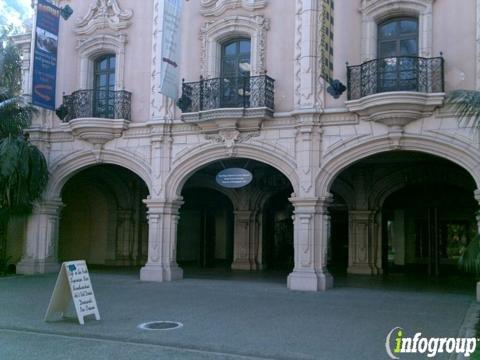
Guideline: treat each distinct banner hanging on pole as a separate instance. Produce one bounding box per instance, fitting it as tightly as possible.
[32,0,60,110]
[159,0,183,100]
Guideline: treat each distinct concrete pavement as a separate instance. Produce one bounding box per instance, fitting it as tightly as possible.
[0,270,476,359]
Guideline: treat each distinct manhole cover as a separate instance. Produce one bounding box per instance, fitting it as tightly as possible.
[138,321,183,331]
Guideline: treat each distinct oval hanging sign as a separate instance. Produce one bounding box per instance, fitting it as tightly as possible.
[216,168,253,188]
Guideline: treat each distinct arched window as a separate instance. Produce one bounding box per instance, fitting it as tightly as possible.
[94,54,116,118]
[220,38,251,107]
[377,18,418,92]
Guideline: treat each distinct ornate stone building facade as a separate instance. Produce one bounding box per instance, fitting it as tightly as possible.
[9,0,480,291]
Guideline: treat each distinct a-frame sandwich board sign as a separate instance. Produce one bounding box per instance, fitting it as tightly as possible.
[44,260,100,325]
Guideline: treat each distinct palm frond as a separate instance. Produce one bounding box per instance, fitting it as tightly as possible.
[0,136,49,214]
[459,234,480,274]
[0,96,34,137]
[446,90,480,128]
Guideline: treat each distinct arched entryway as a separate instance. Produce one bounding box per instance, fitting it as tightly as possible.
[177,188,234,269]
[382,183,477,276]
[175,158,294,276]
[327,151,478,276]
[59,164,149,266]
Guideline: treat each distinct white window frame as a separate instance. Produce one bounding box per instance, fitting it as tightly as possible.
[200,15,270,78]
[360,0,433,62]
[76,34,127,91]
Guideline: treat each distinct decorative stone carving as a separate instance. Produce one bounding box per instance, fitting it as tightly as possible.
[76,34,128,90]
[68,118,130,146]
[205,129,260,155]
[75,0,133,35]
[345,91,445,129]
[360,0,434,60]
[293,0,327,110]
[200,0,267,17]
[150,0,175,121]
[200,15,270,78]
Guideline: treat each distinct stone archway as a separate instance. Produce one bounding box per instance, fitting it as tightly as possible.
[139,143,334,289]
[16,151,152,275]
[324,149,479,277]
[141,153,297,284]
[317,135,480,198]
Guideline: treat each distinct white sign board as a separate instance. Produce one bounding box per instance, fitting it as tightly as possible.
[159,0,183,100]
[44,260,100,325]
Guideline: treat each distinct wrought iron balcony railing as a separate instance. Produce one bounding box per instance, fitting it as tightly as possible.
[60,89,132,122]
[177,75,275,113]
[347,56,444,100]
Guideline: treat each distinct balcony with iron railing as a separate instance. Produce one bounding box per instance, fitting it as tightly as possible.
[345,56,446,127]
[57,89,132,145]
[177,75,275,127]
[60,89,132,122]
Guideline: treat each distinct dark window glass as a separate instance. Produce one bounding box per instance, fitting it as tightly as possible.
[220,39,251,108]
[94,54,116,118]
[377,18,418,92]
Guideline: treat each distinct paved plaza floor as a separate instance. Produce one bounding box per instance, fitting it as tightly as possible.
[0,269,476,359]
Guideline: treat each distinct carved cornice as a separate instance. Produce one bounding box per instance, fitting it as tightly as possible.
[361,0,433,20]
[75,0,133,35]
[200,0,267,17]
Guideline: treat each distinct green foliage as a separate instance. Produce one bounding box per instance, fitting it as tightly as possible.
[459,234,480,275]
[446,90,480,128]
[0,93,34,137]
[0,135,48,215]
[0,255,12,276]
[0,28,49,265]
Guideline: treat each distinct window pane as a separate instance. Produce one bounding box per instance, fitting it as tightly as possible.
[222,59,236,76]
[379,21,397,39]
[100,58,108,71]
[224,43,236,56]
[399,19,418,34]
[399,39,418,56]
[109,56,116,68]
[239,40,251,54]
[99,74,107,87]
[379,41,397,58]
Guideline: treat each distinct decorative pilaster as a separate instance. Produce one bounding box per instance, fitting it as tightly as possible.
[149,0,175,122]
[231,210,259,270]
[115,209,134,264]
[294,115,322,197]
[140,198,184,282]
[287,196,333,291]
[294,0,325,111]
[347,210,380,275]
[17,199,64,274]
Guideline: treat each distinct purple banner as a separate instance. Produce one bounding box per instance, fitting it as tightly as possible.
[32,0,60,110]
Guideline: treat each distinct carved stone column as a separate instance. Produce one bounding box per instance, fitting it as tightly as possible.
[115,209,134,264]
[140,198,183,282]
[17,199,64,274]
[231,210,259,270]
[287,196,333,291]
[347,210,380,275]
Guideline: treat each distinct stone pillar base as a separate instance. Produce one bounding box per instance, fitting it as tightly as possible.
[163,264,183,281]
[16,259,60,275]
[347,264,376,275]
[140,263,183,282]
[287,270,333,291]
[231,260,258,271]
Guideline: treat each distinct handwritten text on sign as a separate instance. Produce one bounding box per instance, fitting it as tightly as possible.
[44,260,100,325]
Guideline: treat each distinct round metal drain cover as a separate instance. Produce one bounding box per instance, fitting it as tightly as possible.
[138,321,183,331]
